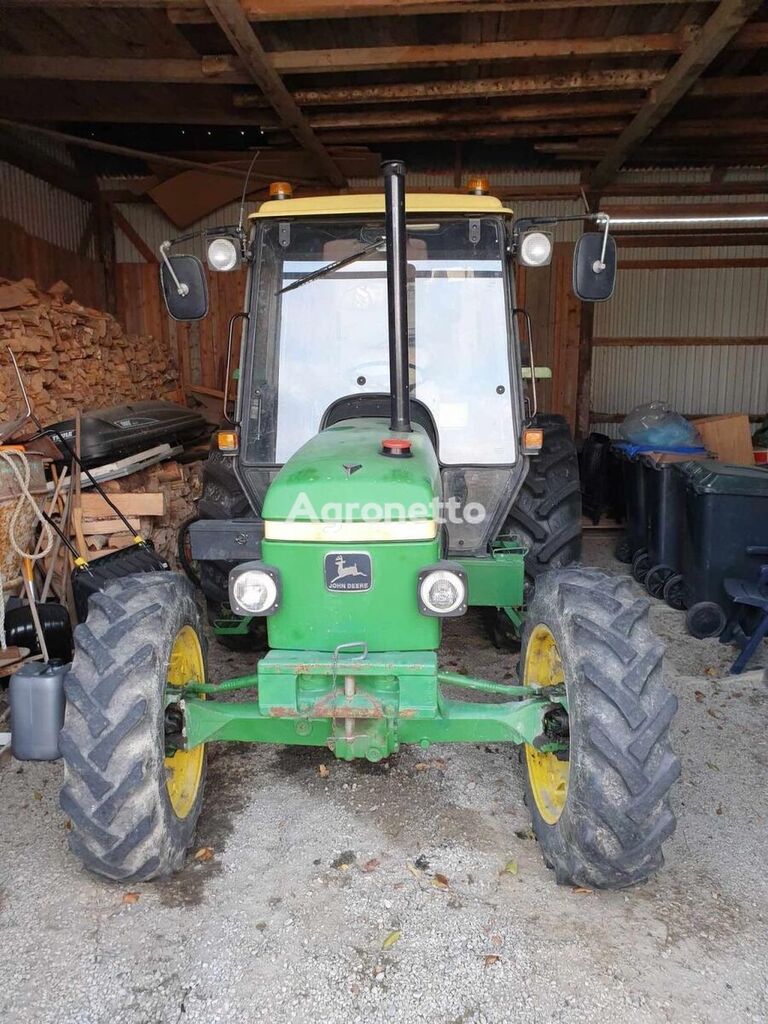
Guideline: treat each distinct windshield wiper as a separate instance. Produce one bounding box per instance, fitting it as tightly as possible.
[276,237,385,295]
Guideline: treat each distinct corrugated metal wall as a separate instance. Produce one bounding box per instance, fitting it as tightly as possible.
[590,181,768,437]
[0,128,95,258]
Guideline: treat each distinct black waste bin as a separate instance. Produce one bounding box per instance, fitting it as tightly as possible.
[613,444,649,564]
[642,454,704,601]
[674,460,768,638]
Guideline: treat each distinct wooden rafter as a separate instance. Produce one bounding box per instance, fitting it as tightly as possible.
[203,0,345,187]
[234,69,669,109]
[164,0,718,23]
[589,0,766,188]
[5,25,768,81]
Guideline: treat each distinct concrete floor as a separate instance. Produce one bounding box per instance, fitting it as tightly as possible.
[1,535,766,1024]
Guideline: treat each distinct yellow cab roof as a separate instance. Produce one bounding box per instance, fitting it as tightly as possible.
[250,193,512,219]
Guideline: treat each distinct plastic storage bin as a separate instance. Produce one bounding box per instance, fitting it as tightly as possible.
[674,460,768,638]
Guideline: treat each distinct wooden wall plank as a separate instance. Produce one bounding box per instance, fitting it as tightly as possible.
[0,217,105,309]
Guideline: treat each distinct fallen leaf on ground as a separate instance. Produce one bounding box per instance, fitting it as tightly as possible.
[63,819,71,830]
[406,862,422,879]
[414,762,429,772]
[484,955,501,967]
[362,858,381,873]
[32,791,43,801]
[705,666,718,678]
[501,860,518,876]
[318,763,330,778]
[706,761,720,772]
[194,846,214,862]
[382,930,401,950]
[432,872,450,889]
[514,828,535,841]
[122,892,140,905]
[694,690,705,702]
[572,886,593,895]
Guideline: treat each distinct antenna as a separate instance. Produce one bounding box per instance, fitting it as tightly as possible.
[238,149,261,235]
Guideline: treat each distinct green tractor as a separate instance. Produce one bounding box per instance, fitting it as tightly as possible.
[60,163,680,889]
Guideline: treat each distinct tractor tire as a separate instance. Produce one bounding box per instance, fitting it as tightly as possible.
[59,573,207,882]
[520,566,680,889]
[503,414,581,581]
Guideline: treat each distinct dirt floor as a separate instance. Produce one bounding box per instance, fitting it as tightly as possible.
[1,534,767,1024]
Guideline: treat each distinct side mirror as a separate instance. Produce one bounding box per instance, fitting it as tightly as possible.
[160,254,209,321]
[573,232,617,302]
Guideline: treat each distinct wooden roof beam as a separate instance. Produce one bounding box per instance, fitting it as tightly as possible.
[5,27,767,83]
[297,120,631,145]
[234,69,668,109]
[589,0,765,189]
[164,0,719,23]
[203,0,345,187]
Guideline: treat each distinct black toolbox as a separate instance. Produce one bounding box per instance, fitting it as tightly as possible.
[674,460,768,638]
[47,400,210,468]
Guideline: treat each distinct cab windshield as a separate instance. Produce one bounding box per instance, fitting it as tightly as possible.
[244,216,518,466]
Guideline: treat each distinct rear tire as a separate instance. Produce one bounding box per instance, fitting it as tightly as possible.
[614,535,633,564]
[502,414,581,580]
[646,564,675,600]
[663,573,687,611]
[60,573,207,882]
[686,601,727,640]
[521,566,680,889]
[631,549,651,585]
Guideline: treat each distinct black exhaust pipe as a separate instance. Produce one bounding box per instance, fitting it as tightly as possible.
[382,160,412,433]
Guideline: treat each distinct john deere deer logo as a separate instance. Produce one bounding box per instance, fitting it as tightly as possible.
[324,552,372,592]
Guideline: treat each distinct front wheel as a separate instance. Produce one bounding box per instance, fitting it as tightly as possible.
[521,567,680,889]
[60,573,207,881]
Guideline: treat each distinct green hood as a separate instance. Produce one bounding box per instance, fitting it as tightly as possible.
[262,418,440,523]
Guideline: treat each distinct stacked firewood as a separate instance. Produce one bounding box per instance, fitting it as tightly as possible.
[90,460,203,568]
[0,277,179,425]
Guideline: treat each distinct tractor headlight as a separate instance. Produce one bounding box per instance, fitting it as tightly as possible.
[518,230,553,268]
[229,562,280,616]
[207,236,240,272]
[417,562,467,617]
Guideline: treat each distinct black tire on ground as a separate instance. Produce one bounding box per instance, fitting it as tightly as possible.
[631,548,651,585]
[614,535,633,564]
[521,566,680,889]
[646,564,675,600]
[685,601,727,640]
[60,573,207,882]
[502,414,582,580]
[663,573,687,611]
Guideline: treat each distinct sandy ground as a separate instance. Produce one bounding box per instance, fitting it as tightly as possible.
[1,534,767,1024]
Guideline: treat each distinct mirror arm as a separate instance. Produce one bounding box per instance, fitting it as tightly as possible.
[593,216,611,275]
[159,241,190,297]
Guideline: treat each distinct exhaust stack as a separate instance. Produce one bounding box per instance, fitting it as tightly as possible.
[382,160,412,434]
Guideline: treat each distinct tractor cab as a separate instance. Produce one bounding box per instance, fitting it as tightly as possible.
[238,190,527,557]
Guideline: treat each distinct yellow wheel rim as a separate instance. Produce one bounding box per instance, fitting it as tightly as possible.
[523,623,570,825]
[164,625,205,820]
